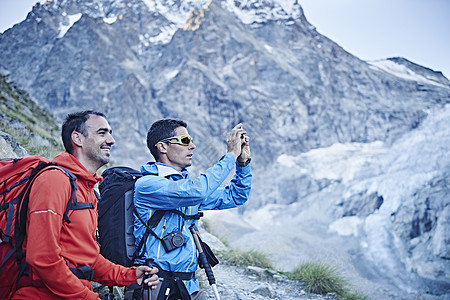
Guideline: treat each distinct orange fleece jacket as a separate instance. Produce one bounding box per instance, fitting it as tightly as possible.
[14,152,136,299]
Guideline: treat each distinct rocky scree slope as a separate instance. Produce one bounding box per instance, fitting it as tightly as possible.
[0,71,61,158]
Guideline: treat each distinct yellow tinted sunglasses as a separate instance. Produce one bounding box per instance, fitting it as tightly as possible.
[156,135,193,146]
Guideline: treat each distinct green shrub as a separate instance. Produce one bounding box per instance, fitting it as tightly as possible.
[1,73,62,158]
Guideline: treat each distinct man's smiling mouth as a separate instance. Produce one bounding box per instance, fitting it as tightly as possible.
[101,145,111,153]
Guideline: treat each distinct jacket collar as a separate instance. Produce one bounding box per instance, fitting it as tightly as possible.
[52,151,102,186]
[141,162,189,178]
[156,163,182,178]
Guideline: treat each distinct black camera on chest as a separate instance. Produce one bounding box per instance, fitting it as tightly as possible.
[162,230,186,252]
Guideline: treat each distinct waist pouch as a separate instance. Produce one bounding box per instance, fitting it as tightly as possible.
[70,265,94,281]
[17,265,94,289]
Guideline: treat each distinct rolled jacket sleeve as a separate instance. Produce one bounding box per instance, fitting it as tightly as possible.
[93,255,137,286]
[134,153,245,210]
[199,157,252,210]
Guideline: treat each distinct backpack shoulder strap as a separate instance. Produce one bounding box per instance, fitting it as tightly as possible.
[55,165,85,224]
[146,210,166,228]
[13,162,80,283]
[132,209,166,260]
[69,189,98,211]
[135,209,201,232]
[20,164,81,227]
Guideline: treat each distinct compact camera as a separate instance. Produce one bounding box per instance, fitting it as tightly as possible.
[162,230,186,252]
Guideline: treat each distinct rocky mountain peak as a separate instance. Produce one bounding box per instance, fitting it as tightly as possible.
[1,1,449,298]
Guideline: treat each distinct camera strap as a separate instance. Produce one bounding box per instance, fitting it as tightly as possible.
[134,208,202,243]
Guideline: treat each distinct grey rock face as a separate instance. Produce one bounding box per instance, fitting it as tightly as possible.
[392,173,450,281]
[1,0,449,298]
[433,205,450,259]
[0,131,28,158]
[336,191,384,218]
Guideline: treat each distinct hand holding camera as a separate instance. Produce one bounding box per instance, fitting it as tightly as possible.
[237,133,251,166]
[226,123,247,159]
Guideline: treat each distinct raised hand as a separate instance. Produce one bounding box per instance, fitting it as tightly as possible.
[226,123,246,159]
[238,134,251,165]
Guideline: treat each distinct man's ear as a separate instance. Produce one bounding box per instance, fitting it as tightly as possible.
[155,142,167,154]
[71,131,83,148]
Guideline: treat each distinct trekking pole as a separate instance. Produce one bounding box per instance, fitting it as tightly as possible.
[189,224,221,300]
[142,258,154,300]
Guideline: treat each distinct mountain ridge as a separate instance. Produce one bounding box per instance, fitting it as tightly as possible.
[1,0,449,298]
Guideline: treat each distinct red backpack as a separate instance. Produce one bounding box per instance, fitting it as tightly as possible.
[0,156,78,299]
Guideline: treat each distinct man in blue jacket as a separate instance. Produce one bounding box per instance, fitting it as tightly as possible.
[133,119,252,300]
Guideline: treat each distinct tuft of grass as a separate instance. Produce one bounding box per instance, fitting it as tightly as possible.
[289,262,346,296]
[344,291,367,300]
[220,248,274,270]
[288,262,367,300]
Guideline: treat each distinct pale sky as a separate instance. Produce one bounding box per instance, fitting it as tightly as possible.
[298,0,450,78]
[0,0,449,78]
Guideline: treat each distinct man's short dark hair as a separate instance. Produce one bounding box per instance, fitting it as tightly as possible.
[147,119,187,160]
[62,110,106,154]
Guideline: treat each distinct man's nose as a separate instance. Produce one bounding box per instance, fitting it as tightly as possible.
[107,133,115,145]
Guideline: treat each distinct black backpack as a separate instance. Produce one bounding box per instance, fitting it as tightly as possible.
[98,166,170,267]
[98,167,143,267]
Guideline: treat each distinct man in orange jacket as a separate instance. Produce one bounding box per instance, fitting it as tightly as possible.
[12,111,159,299]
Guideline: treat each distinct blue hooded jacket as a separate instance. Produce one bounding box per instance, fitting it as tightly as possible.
[133,153,252,294]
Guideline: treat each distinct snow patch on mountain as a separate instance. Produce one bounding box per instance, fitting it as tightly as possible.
[140,0,304,44]
[142,0,206,24]
[221,0,303,25]
[329,216,362,237]
[58,13,81,38]
[103,16,117,24]
[142,0,304,26]
[46,0,306,46]
[278,141,387,183]
[369,59,448,88]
